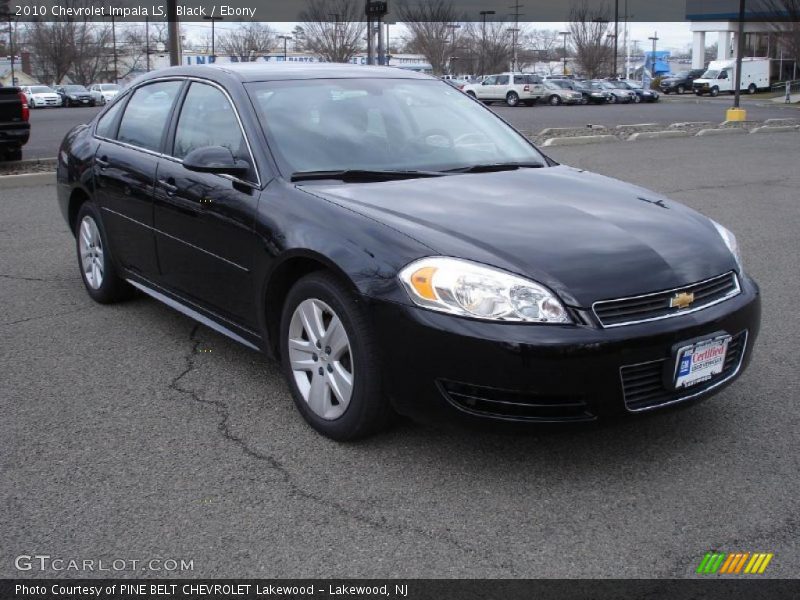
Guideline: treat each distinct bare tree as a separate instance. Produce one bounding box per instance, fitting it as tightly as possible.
[568,1,613,78]
[23,21,79,84]
[217,22,277,60]
[300,0,365,63]
[68,22,115,85]
[462,20,515,75]
[398,0,464,75]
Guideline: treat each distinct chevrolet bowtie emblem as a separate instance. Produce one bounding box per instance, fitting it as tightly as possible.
[670,291,695,309]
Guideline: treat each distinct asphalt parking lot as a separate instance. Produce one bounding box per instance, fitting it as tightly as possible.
[18,94,799,160]
[2,133,799,579]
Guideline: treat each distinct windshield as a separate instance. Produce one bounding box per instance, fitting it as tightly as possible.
[101,84,121,91]
[674,71,690,78]
[65,85,87,92]
[246,78,546,176]
[701,70,719,79]
[31,86,53,93]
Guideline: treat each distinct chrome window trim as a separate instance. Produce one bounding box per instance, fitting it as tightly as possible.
[621,330,748,413]
[92,75,262,189]
[592,271,741,328]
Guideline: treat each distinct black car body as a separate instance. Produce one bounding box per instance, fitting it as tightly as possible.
[0,86,30,160]
[572,81,610,104]
[659,69,706,94]
[57,64,760,439]
[611,80,660,103]
[55,85,96,107]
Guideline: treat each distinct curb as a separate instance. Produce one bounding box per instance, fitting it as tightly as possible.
[696,128,747,137]
[749,125,799,134]
[628,130,690,141]
[669,121,713,129]
[0,171,57,188]
[541,135,619,147]
[538,126,608,136]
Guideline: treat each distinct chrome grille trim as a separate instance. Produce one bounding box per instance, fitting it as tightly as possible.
[592,272,741,328]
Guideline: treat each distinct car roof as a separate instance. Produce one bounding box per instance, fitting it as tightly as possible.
[133,63,434,85]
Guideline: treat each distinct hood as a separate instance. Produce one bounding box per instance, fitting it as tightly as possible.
[301,166,736,307]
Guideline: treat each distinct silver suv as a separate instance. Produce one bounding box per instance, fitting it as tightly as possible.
[462,73,545,107]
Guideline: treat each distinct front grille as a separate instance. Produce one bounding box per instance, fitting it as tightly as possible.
[620,330,747,411]
[593,272,740,327]
[439,381,594,422]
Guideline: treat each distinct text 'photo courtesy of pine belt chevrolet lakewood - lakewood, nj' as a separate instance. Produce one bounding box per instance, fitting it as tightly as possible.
[57,62,760,440]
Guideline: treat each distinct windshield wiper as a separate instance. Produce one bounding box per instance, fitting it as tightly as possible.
[443,162,545,174]
[291,169,444,183]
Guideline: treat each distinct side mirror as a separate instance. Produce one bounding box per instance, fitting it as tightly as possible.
[183,146,250,177]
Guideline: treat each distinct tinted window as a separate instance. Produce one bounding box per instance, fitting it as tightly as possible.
[117,81,182,152]
[483,76,497,85]
[96,100,124,139]
[173,82,247,161]
[496,75,509,85]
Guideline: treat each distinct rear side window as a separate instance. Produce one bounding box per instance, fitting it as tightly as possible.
[172,82,247,161]
[95,100,124,139]
[117,81,182,152]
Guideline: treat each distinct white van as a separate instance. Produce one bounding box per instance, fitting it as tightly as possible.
[692,58,770,96]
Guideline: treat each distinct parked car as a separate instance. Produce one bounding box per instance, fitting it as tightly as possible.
[613,80,660,103]
[542,80,585,105]
[0,86,30,161]
[20,85,61,109]
[57,64,760,440]
[594,81,636,103]
[659,69,706,94]
[55,84,97,107]
[89,83,122,105]
[574,81,612,104]
[461,73,545,106]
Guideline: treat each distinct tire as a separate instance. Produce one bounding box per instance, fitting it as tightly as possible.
[710,86,719,97]
[548,94,561,106]
[608,94,617,104]
[280,272,392,441]
[6,147,22,161]
[580,96,589,105]
[677,85,685,94]
[663,89,670,95]
[633,94,642,103]
[506,91,520,107]
[748,83,757,94]
[28,101,34,109]
[695,90,702,96]
[75,203,134,304]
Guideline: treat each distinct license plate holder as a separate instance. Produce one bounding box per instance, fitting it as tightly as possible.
[671,333,731,390]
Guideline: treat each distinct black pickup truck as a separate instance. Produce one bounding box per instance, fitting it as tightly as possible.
[0,86,31,161]
[658,69,706,95]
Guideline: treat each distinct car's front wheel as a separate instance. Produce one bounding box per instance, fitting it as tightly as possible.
[75,203,133,303]
[677,85,685,94]
[280,272,392,440]
[548,94,561,106]
[608,94,617,104]
[633,94,642,103]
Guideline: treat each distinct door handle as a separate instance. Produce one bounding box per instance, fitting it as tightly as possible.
[158,178,178,196]
[95,156,109,169]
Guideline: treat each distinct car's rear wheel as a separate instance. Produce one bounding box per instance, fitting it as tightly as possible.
[633,94,642,103]
[748,83,757,94]
[280,272,392,440]
[548,94,561,106]
[506,91,519,107]
[608,94,617,104]
[75,203,134,304]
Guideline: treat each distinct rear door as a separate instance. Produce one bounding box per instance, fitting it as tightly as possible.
[93,80,184,278]
[153,80,262,328]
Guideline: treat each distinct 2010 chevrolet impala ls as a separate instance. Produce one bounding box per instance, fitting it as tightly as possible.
[57,64,760,440]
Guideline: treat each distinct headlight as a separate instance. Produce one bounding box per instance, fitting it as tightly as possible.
[399,257,571,323]
[711,220,743,271]
[69,95,77,99]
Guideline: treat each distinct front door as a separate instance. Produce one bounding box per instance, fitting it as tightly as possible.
[154,81,262,329]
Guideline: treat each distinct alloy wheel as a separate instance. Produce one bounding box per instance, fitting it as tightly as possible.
[288,298,353,420]
[79,215,104,289]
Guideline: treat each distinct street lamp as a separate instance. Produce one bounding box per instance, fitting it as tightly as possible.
[648,32,659,79]
[507,27,520,72]
[446,24,461,74]
[613,0,619,78]
[479,10,495,76]
[559,31,570,76]
[278,35,292,61]
[203,15,223,61]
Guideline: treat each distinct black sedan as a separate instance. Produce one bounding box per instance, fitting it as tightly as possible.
[57,64,760,440]
[55,84,97,107]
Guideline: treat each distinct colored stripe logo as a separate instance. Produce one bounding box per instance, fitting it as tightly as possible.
[696,552,774,574]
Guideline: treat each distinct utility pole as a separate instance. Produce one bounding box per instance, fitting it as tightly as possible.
[559,31,570,75]
[145,17,150,72]
[613,0,619,77]
[732,0,746,110]
[648,32,659,78]
[203,15,223,61]
[446,23,461,74]
[167,0,181,66]
[6,14,15,86]
[479,10,495,76]
[509,0,523,72]
[111,15,118,84]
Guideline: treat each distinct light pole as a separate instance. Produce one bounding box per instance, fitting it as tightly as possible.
[479,10,495,76]
[613,0,619,77]
[278,35,292,61]
[732,0,746,111]
[648,32,659,79]
[507,27,520,72]
[203,15,223,61]
[559,31,570,75]
[111,15,118,84]
[446,24,461,74]
[5,15,15,86]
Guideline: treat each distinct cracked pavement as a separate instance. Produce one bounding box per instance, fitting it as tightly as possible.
[1,134,799,578]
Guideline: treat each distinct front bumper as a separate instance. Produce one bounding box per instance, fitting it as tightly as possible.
[368,274,760,425]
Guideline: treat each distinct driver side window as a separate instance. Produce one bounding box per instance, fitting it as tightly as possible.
[483,76,497,85]
[719,71,728,80]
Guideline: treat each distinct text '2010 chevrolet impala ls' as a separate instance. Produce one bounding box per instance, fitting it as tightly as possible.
[57,64,760,440]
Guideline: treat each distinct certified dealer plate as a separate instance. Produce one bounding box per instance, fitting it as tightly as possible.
[674,335,731,389]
